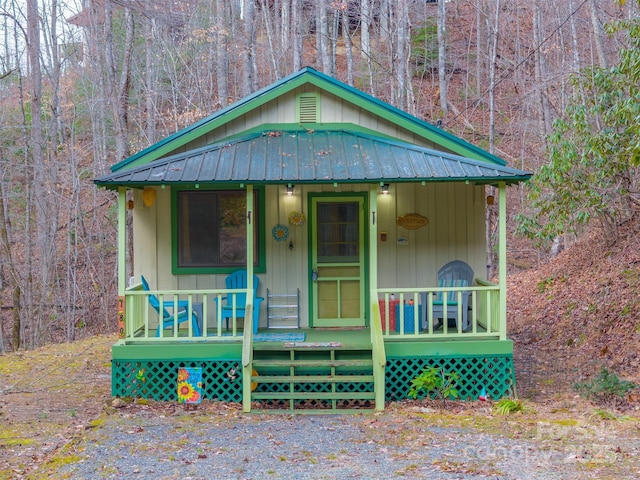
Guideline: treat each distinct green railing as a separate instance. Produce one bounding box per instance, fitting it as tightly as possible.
[377,281,503,340]
[122,283,254,342]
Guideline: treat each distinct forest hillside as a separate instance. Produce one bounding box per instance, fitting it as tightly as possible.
[0,0,638,354]
[509,216,640,397]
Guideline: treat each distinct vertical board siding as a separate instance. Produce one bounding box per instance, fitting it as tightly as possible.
[136,182,486,330]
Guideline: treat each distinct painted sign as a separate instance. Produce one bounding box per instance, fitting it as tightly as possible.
[396,213,428,230]
[117,295,125,338]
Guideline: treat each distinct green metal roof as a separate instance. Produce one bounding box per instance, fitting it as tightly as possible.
[95,129,531,188]
[108,67,509,173]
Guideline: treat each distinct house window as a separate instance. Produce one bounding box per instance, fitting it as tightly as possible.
[174,189,263,273]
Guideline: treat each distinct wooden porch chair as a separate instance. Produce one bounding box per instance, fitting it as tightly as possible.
[421,260,474,332]
[141,275,202,337]
[214,270,263,334]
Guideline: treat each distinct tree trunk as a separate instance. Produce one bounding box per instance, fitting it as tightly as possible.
[104,3,134,162]
[242,0,256,95]
[437,0,447,116]
[342,7,354,86]
[360,0,374,95]
[485,0,501,280]
[395,0,409,109]
[317,0,331,73]
[292,0,302,70]
[216,0,229,105]
[532,1,552,139]
[588,0,607,69]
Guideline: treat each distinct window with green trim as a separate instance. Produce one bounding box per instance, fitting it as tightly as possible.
[174,189,263,272]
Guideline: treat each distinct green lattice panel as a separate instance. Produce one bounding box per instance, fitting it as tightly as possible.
[385,355,515,401]
[112,360,243,402]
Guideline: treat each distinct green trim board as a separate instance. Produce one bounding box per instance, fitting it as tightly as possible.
[105,67,512,176]
[112,342,243,361]
[384,339,513,357]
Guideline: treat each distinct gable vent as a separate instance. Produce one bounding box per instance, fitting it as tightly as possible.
[297,93,320,123]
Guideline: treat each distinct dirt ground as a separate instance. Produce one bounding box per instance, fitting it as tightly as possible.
[1,334,640,479]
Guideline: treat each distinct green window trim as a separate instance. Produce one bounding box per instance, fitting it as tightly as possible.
[171,186,266,275]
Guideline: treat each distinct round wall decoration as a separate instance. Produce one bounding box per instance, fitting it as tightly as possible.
[272,224,289,242]
[288,211,306,226]
[142,187,157,207]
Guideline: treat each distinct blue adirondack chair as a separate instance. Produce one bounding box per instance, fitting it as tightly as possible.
[421,260,474,331]
[214,270,263,334]
[141,276,202,337]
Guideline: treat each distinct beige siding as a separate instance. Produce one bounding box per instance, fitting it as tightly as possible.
[134,182,487,329]
[160,85,449,158]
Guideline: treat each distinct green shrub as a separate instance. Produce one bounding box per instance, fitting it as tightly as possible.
[573,367,637,406]
[408,366,459,405]
[493,398,525,415]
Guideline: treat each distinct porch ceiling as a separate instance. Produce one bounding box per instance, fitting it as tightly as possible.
[94,129,532,188]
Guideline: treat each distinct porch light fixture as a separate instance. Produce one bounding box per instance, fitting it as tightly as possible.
[286,184,294,196]
[381,183,390,195]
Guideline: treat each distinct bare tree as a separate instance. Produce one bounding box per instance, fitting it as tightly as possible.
[437,0,447,116]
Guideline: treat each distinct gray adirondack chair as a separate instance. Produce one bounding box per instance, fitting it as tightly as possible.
[421,260,474,332]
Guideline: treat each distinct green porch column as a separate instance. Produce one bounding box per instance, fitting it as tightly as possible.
[498,182,507,340]
[369,185,378,292]
[369,184,385,411]
[242,185,254,413]
[118,188,127,296]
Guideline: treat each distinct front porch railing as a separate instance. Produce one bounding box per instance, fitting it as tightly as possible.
[377,281,503,340]
[121,283,255,342]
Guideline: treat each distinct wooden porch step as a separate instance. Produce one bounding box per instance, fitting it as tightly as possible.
[252,391,375,401]
[252,344,370,352]
[252,359,373,368]
[250,341,376,413]
[252,374,374,383]
[251,408,376,415]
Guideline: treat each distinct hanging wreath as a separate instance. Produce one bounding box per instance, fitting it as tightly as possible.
[288,211,306,226]
[272,224,289,242]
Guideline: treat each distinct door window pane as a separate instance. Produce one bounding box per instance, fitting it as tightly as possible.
[317,202,359,262]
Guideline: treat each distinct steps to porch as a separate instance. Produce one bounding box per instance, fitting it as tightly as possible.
[250,341,375,414]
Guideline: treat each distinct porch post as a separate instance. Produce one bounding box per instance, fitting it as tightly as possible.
[242,185,254,413]
[118,187,127,297]
[245,185,254,289]
[498,182,507,341]
[369,184,386,411]
[369,185,378,291]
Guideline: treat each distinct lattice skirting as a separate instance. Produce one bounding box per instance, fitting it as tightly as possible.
[385,354,515,401]
[112,359,244,402]
[112,354,514,403]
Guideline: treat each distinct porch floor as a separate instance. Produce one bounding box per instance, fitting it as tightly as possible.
[144,324,492,344]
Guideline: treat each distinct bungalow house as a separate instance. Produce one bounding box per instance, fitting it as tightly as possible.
[95,67,531,413]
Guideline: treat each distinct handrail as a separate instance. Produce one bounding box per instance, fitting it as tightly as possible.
[377,283,502,339]
[123,284,252,341]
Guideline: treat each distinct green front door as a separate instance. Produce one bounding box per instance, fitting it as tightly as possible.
[310,195,366,327]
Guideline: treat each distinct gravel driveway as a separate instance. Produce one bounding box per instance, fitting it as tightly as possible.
[55,402,593,480]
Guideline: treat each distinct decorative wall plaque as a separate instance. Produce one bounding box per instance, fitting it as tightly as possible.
[396,213,428,230]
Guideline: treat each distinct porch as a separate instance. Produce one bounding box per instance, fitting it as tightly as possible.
[112,281,513,413]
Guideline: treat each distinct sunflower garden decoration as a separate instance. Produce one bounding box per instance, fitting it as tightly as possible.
[288,211,306,226]
[177,367,203,407]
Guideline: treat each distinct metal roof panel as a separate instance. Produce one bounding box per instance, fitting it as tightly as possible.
[95,129,532,188]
